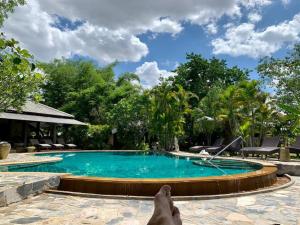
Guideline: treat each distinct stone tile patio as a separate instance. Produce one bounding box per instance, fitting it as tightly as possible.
[0,177,299,225]
[0,173,60,206]
[0,153,61,166]
[0,153,62,206]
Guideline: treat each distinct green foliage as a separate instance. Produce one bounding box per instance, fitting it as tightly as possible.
[258,44,300,106]
[192,80,280,146]
[193,86,222,144]
[149,81,195,150]
[40,54,288,150]
[173,53,248,103]
[87,124,111,149]
[0,34,43,112]
[258,44,300,135]
[278,103,300,134]
[219,81,278,145]
[109,93,150,149]
[65,124,111,149]
[0,0,41,112]
[40,59,108,110]
[42,59,144,149]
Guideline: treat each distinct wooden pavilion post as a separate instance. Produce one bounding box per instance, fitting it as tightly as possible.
[23,121,28,147]
[52,124,57,144]
[36,122,41,140]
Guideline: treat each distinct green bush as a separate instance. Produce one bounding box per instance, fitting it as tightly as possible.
[66,124,111,150]
[87,124,111,149]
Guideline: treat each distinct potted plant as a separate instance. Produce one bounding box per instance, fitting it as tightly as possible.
[0,141,11,160]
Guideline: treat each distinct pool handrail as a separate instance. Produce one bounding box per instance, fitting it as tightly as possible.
[208,136,244,162]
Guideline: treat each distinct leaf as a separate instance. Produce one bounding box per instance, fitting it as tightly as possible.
[13,57,21,65]
[31,63,36,71]
[278,103,300,115]
[0,39,5,49]
[20,49,31,58]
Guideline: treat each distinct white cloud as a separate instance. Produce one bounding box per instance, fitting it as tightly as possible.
[206,23,218,34]
[2,1,148,64]
[135,61,176,88]
[281,0,291,6]
[248,12,262,23]
[149,18,183,36]
[239,0,272,8]
[212,13,300,58]
[2,0,275,64]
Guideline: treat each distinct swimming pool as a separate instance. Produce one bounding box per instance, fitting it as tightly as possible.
[0,151,278,196]
[1,151,261,178]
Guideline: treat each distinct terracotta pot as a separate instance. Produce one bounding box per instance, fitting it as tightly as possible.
[280,147,290,162]
[0,142,11,160]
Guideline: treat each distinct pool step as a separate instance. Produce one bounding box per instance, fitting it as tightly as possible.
[192,160,256,170]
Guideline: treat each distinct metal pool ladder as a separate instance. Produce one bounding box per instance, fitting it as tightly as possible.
[208,136,243,162]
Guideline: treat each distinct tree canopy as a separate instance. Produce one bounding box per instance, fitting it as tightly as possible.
[0,0,43,112]
[258,44,300,134]
[172,53,249,103]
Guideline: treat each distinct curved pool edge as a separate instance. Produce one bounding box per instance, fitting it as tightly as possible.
[57,164,278,196]
[0,150,279,197]
[47,174,293,200]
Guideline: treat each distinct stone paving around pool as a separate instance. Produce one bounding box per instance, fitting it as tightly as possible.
[0,173,60,207]
[0,176,299,225]
[0,153,63,207]
[0,153,61,166]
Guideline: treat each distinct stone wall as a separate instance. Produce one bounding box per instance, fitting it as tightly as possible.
[0,174,60,207]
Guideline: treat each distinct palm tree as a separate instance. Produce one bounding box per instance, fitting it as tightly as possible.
[150,82,195,151]
[193,87,222,145]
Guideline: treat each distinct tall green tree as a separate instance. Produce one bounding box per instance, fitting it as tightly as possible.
[258,44,300,134]
[173,53,248,102]
[40,59,109,110]
[192,86,222,145]
[258,44,300,107]
[171,53,249,145]
[109,93,150,149]
[217,80,278,145]
[41,59,143,149]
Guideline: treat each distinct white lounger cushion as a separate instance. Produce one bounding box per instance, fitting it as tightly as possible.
[39,144,51,147]
[66,144,77,148]
[53,144,64,148]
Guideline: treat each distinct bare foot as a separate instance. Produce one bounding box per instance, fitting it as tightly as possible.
[147,185,182,225]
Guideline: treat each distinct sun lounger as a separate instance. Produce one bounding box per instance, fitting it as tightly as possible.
[241,136,280,159]
[227,137,243,155]
[57,138,77,149]
[288,136,300,157]
[42,139,64,149]
[189,138,224,154]
[29,139,51,150]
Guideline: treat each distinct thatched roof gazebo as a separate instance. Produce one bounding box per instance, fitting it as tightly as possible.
[0,101,85,150]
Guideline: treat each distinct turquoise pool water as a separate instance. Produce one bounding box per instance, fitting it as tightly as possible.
[0,152,261,178]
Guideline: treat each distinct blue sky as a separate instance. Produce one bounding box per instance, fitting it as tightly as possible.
[2,0,300,87]
[115,0,300,81]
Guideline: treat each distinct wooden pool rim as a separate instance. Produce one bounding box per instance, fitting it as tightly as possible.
[58,165,278,196]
